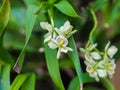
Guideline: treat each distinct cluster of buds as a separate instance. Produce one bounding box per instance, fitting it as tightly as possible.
[40,20,77,59]
[80,41,118,81]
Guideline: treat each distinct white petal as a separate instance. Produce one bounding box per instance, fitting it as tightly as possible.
[107,46,118,58]
[44,34,52,43]
[86,65,93,73]
[40,22,52,31]
[108,70,115,75]
[97,69,107,77]
[65,47,73,51]
[40,22,47,29]
[90,71,97,77]
[48,42,57,49]
[91,52,102,60]
[60,48,68,53]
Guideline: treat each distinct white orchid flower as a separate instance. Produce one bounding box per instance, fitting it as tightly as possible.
[55,36,73,59]
[40,22,54,43]
[86,65,99,81]
[55,21,77,38]
[107,62,116,75]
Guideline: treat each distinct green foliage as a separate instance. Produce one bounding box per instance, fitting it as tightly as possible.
[0,0,120,90]
[9,73,35,90]
[54,0,80,18]
[0,64,11,90]
[68,37,83,86]
[13,4,38,73]
[44,43,65,90]
[0,0,10,36]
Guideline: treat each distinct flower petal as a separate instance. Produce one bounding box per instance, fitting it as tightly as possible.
[44,34,52,43]
[105,41,110,51]
[48,41,57,49]
[97,69,107,77]
[107,45,118,58]
[40,22,52,31]
[88,43,97,51]
[91,52,102,60]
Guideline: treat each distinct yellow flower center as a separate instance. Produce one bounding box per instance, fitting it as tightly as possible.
[89,69,94,73]
[59,39,64,45]
[108,66,114,71]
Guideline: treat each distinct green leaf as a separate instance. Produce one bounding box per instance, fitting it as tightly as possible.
[34,2,52,14]
[21,73,36,90]
[68,76,79,90]
[0,34,14,65]
[0,64,11,90]
[44,43,65,90]
[92,0,109,12]
[0,46,14,65]
[101,78,115,90]
[13,4,38,73]
[68,37,83,87]
[48,0,56,4]
[0,0,10,36]
[68,73,95,90]
[54,0,80,18]
[9,74,29,90]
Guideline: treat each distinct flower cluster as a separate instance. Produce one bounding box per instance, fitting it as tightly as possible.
[40,21,77,59]
[80,41,118,81]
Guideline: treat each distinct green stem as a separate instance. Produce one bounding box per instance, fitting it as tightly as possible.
[86,9,97,48]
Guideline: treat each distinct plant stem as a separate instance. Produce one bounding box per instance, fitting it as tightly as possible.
[86,9,97,48]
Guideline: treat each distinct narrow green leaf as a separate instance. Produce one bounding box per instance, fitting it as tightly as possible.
[13,5,38,73]
[68,37,83,86]
[68,77,79,90]
[44,43,65,90]
[54,0,80,18]
[68,73,95,90]
[0,0,10,36]
[21,73,36,90]
[9,74,29,90]
[0,34,14,65]
[0,64,11,90]
[101,78,115,90]
[92,0,109,12]
[82,73,95,83]
[0,46,14,65]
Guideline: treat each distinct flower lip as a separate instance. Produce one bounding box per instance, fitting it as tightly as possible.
[56,36,68,46]
[108,62,116,71]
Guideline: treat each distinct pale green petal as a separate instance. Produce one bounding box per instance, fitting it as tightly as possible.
[88,43,97,51]
[107,46,118,58]
[91,52,102,60]
[97,69,107,77]
[48,42,57,49]
[105,41,110,51]
[44,34,52,43]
